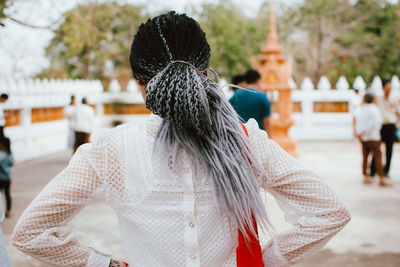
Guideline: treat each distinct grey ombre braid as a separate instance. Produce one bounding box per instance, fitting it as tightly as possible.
[130,11,273,239]
[146,61,212,135]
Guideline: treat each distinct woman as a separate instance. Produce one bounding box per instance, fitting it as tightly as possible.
[12,12,350,267]
[0,197,12,266]
[0,136,13,218]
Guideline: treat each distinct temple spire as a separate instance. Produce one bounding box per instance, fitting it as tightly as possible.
[269,0,278,42]
[262,0,282,54]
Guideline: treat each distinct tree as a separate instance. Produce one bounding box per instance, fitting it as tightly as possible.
[0,0,61,29]
[325,0,400,83]
[36,0,400,85]
[192,0,268,79]
[281,0,382,84]
[0,0,10,27]
[0,0,7,27]
[39,2,148,85]
[361,1,400,81]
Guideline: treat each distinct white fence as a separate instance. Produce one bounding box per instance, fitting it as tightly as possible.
[289,75,400,140]
[1,74,399,162]
[0,78,103,162]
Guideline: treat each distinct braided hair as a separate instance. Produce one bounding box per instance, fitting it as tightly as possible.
[130,11,272,239]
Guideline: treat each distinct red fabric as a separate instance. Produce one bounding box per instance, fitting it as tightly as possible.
[236,216,264,267]
[240,124,249,136]
[236,124,264,267]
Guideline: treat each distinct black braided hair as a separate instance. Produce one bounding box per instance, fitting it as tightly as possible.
[130,12,212,134]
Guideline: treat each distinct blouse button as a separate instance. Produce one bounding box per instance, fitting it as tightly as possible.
[189,222,195,228]
[191,255,197,260]
[184,168,189,174]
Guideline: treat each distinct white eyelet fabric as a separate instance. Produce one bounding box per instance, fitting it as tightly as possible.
[12,114,350,267]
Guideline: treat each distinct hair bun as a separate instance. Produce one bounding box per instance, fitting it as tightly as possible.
[146,62,211,135]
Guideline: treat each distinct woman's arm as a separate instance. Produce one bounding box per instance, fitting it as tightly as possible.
[245,119,351,267]
[12,135,112,267]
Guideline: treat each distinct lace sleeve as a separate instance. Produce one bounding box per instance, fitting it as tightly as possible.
[12,133,112,267]
[245,119,351,267]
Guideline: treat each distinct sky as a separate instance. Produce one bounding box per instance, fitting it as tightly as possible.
[0,0,398,79]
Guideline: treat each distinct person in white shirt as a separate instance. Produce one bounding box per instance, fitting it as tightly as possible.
[370,80,400,177]
[350,88,363,138]
[0,94,9,138]
[71,97,95,153]
[12,12,350,267]
[64,95,76,150]
[355,93,389,186]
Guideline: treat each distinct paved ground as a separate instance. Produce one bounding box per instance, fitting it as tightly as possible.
[1,141,400,267]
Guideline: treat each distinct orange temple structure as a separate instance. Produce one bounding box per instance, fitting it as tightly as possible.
[252,1,298,156]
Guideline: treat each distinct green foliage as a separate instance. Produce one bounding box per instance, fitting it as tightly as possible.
[40,0,272,82]
[193,1,267,79]
[365,2,400,81]
[284,0,368,83]
[0,0,9,26]
[39,2,149,82]
[330,0,400,83]
[39,0,400,86]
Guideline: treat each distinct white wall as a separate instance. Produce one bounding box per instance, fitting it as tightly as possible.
[0,78,103,162]
[288,75,400,141]
[1,74,399,162]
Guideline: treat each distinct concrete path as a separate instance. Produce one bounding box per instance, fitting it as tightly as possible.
[1,141,400,266]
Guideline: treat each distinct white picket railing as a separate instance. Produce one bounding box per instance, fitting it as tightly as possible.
[288,75,400,140]
[0,74,399,162]
[0,78,103,162]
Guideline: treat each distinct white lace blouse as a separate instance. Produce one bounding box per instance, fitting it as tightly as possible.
[12,114,350,267]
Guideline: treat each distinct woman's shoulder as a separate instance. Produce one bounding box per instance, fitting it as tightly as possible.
[123,114,162,138]
[90,116,155,151]
[243,118,271,158]
[244,118,269,139]
[90,125,124,144]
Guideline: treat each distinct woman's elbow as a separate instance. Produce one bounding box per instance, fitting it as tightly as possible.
[12,235,24,252]
[341,207,351,227]
[11,222,35,252]
[12,227,26,250]
[332,201,351,229]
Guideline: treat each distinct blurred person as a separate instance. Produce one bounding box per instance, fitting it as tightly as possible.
[0,197,12,266]
[0,137,13,218]
[0,94,9,138]
[350,88,363,138]
[231,74,246,88]
[370,80,400,177]
[12,12,350,267]
[355,93,389,186]
[229,69,272,136]
[71,97,95,153]
[64,95,76,150]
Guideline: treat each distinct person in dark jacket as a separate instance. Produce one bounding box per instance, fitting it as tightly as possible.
[229,69,272,136]
[0,137,14,218]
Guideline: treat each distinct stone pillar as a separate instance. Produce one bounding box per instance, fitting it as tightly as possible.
[253,0,297,156]
[272,88,296,155]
